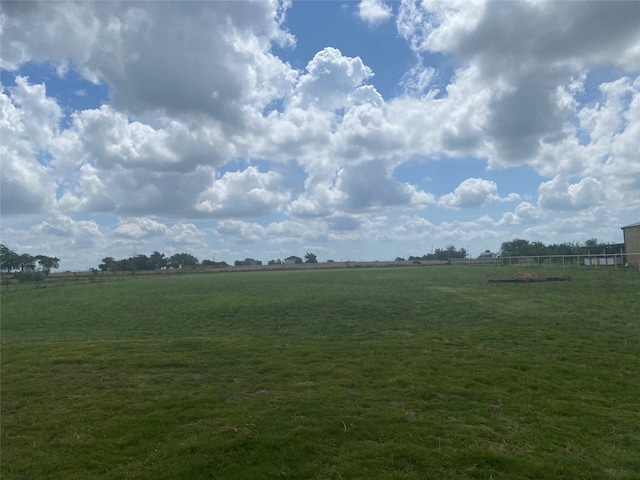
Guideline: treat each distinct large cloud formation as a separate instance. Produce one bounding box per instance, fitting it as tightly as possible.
[397,0,640,165]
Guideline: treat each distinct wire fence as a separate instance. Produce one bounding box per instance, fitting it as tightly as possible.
[451,253,639,270]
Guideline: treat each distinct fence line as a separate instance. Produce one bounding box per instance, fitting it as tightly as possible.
[451,253,640,270]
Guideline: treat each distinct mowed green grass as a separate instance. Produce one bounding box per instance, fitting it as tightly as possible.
[2,266,639,479]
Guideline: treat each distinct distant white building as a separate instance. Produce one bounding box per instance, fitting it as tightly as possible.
[283,255,302,264]
[477,250,498,259]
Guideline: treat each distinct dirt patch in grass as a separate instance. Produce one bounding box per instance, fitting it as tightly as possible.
[489,272,571,283]
[514,272,544,281]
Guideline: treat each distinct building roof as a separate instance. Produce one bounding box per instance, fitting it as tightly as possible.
[621,221,640,229]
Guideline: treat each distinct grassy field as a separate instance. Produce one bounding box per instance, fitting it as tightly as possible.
[2,265,639,479]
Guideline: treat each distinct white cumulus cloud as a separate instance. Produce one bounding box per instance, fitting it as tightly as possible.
[438,178,518,210]
[290,47,374,111]
[196,167,291,218]
[0,79,59,214]
[358,0,393,27]
[538,176,606,211]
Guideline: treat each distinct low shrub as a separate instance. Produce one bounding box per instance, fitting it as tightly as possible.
[14,271,45,283]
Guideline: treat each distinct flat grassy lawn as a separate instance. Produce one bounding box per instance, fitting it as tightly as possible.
[2,266,639,479]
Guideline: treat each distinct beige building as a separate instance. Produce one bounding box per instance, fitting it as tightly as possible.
[621,222,640,269]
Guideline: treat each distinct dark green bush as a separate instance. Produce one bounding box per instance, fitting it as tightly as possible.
[15,271,45,283]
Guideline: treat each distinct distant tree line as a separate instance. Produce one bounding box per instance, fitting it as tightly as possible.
[397,245,468,262]
[398,238,622,262]
[98,252,227,272]
[234,258,262,266]
[499,238,621,257]
[1,244,60,282]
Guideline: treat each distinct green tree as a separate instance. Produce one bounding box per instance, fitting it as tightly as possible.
[584,238,600,248]
[123,257,137,273]
[18,253,36,272]
[150,251,167,270]
[131,254,152,271]
[35,255,60,276]
[548,242,577,256]
[583,238,609,254]
[304,252,318,263]
[169,253,199,268]
[529,241,549,256]
[99,257,117,272]
[500,239,531,257]
[432,245,466,260]
[1,245,20,273]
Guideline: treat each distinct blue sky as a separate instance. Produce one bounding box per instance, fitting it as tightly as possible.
[1,0,639,270]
